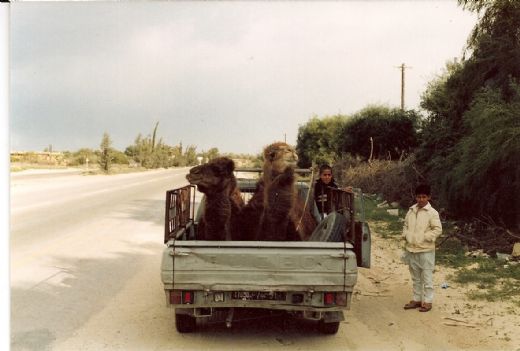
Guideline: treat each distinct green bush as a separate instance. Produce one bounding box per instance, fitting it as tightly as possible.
[339,106,420,161]
[417,1,520,231]
[445,83,520,229]
[296,114,348,168]
[111,150,129,165]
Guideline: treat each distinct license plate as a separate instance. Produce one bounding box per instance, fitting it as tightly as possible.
[231,291,287,301]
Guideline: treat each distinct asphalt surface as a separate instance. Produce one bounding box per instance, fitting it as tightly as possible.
[10,168,189,351]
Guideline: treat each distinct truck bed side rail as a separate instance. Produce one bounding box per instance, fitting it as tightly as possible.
[235,167,312,175]
[164,185,196,243]
[328,188,355,242]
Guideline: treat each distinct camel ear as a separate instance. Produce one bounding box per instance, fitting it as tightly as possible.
[264,147,276,161]
[223,158,235,174]
[214,157,234,176]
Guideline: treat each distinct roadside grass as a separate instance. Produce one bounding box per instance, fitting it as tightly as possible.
[451,259,520,306]
[10,162,149,175]
[435,228,470,268]
[82,164,149,175]
[10,163,69,172]
[363,195,520,307]
[436,231,520,306]
[362,194,403,238]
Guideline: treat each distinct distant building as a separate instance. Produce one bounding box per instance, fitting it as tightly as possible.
[10,151,66,165]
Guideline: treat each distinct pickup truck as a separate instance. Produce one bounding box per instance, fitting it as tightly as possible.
[160,169,371,334]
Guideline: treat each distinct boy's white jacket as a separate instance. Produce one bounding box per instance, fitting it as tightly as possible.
[402,203,442,252]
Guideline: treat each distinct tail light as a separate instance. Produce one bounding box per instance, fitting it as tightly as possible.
[335,292,347,306]
[169,290,181,304]
[169,290,194,304]
[182,291,194,304]
[324,292,335,305]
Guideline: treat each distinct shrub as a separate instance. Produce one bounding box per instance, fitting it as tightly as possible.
[334,156,424,207]
[112,150,129,165]
[339,106,420,161]
[444,83,520,229]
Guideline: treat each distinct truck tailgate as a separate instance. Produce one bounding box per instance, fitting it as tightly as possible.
[162,241,357,292]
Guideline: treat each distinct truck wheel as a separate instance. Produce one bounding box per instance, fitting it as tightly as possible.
[317,320,340,335]
[309,212,347,242]
[175,313,196,333]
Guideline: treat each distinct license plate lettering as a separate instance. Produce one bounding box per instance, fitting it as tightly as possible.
[231,291,286,301]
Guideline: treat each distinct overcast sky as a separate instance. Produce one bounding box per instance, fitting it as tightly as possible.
[10,1,478,155]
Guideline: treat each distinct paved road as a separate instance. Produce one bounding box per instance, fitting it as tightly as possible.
[10,168,189,351]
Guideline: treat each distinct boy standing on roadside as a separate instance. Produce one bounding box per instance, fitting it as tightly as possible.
[402,184,442,312]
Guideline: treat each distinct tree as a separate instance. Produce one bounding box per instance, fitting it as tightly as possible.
[418,0,520,175]
[128,133,152,167]
[417,0,520,229]
[150,139,172,168]
[417,59,463,163]
[151,121,159,152]
[170,144,185,167]
[98,132,113,173]
[111,150,129,165]
[205,147,220,161]
[445,83,520,228]
[339,106,420,160]
[184,145,198,166]
[459,0,520,99]
[71,148,97,166]
[125,122,175,168]
[296,115,347,167]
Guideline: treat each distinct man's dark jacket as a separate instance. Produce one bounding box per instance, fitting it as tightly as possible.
[314,179,338,215]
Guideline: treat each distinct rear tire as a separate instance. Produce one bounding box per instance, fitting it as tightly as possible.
[175,313,196,333]
[317,320,340,335]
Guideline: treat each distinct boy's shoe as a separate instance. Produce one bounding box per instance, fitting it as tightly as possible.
[419,303,432,312]
[403,301,422,309]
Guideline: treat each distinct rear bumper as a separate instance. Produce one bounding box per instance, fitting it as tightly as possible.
[164,289,353,312]
[174,307,346,323]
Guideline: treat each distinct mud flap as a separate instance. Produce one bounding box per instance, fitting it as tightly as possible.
[354,221,371,268]
[360,222,371,268]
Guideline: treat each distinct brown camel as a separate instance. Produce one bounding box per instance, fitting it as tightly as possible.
[186,157,244,241]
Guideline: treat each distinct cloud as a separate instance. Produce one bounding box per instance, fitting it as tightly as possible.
[10,1,477,153]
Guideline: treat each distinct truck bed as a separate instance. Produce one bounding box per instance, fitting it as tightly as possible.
[162,239,358,312]
[162,240,357,292]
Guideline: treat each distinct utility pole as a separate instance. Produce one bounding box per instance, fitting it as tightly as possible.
[396,63,411,110]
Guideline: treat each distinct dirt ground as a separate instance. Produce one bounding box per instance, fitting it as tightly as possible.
[352,223,520,351]
[49,221,520,351]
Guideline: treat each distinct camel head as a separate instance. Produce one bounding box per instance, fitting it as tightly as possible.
[263,142,298,176]
[186,157,236,194]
